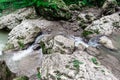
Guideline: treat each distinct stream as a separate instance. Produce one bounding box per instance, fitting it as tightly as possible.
[0,30,8,56]
[0,30,120,78]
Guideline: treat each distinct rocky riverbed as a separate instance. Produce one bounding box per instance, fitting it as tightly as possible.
[0,0,120,80]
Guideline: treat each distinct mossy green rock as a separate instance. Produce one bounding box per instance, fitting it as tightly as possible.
[13,76,29,80]
[102,0,118,15]
[35,0,72,20]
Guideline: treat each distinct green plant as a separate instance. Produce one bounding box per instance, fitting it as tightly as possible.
[54,71,62,80]
[0,0,109,12]
[37,67,41,80]
[0,0,58,11]
[17,40,25,49]
[82,30,94,37]
[82,29,100,37]
[73,59,83,69]
[39,41,52,54]
[91,57,99,65]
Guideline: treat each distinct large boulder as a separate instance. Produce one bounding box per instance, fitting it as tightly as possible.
[52,35,75,54]
[0,8,36,30]
[35,0,71,20]
[4,20,41,51]
[78,12,97,29]
[85,12,120,35]
[99,36,116,50]
[102,0,118,15]
[4,19,62,51]
[38,52,118,80]
[37,35,75,54]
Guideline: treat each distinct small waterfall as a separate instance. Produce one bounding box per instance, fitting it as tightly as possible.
[0,51,2,55]
[11,34,45,61]
[88,36,101,47]
[12,45,34,61]
[69,36,102,48]
[0,30,9,56]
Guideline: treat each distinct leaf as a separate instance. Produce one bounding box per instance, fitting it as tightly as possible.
[37,72,41,80]
[73,59,83,69]
[91,57,99,65]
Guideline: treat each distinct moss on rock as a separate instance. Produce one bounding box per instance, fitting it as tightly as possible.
[35,0,72,20]
[0,61,16,80]
[13,76,29,80]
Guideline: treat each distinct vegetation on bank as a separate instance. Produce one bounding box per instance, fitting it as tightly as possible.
[0,0,119,20]
[0,0,119,12]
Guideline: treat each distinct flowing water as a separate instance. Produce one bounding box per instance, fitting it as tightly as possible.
[0,30,120,78]
[0,30,8,56]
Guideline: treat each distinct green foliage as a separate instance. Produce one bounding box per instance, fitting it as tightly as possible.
[17,40,25,49]
[63,0,105,7]
[73,59,83,69]
[91,57,99,65]
[39,41,52,54]
[37,72,41,80]
[82,29,99,37]
[55,71,62,80]
[37,67,41,80]
[0,0,58,11]
[13,76,29,80]
[82,30,93,37]
[0,0,106,11]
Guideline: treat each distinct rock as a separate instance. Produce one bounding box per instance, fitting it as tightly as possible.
[99,36,116,50]
[102,0,118,15]
[35,0,71,20]
[69,4,81,10]
[52,35,75,54]
[78,12,96,29]
[37,35,75,54]
[85,12,120,35]
[0,61,16,80]
[77,43,86,51]
[36,34,75,54]
[4,20,41,51]
[32,44,41,50]
[13,76,29,80]
[38,51,118,80]
[86,47,100,57]
[4,19,63,51]
[0,7,36,30]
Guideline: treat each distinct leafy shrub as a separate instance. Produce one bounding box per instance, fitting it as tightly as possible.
[0,0,108,11]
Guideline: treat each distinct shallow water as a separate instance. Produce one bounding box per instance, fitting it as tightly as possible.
[0,30,8,51]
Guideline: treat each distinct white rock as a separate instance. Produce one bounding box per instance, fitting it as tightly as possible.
[53,35,75,54]
[5,20,41,50]
[0,8,35,30]
[54,35,75,48]
[39,51,118,80]
[4,19,63,51]
[99,36,115,49]
[86,12,120,35]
